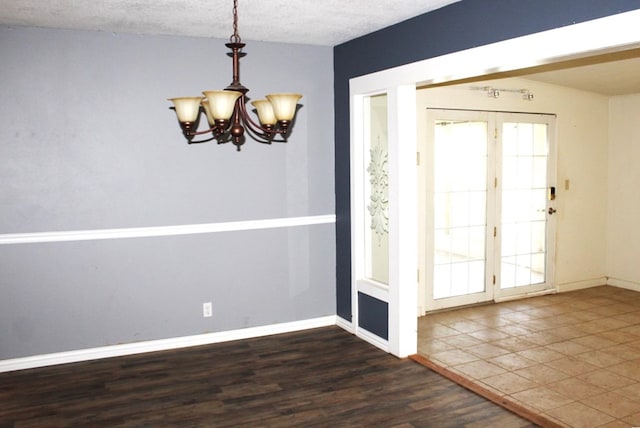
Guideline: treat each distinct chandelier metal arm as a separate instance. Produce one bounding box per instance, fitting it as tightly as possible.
[238,98,294,143]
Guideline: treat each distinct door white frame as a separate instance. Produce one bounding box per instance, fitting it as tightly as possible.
[423,109,497,311]
[495,112,558,300]
[349,10,640,358]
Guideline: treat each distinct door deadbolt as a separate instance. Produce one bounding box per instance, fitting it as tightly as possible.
[548,207,557,215]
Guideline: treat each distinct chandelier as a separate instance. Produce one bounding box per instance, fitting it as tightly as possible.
[168,0,302,151]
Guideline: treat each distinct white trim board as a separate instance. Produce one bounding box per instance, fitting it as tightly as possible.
[557,277,608,293]
[0,316,337,373]
[0,214,336,245]
[607,277,640,293]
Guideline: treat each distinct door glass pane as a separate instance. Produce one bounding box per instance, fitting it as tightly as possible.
[500,122,548,289]
[365,94,389,284]
[433,120,488,299]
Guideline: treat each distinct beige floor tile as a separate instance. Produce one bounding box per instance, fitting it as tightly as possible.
[521,307,556,319]
[489,336,537,353]
[511,386,573,411]
[420,323,460,339]
[445,319,487,334]
[417,338,455,355]
[613,311,640,324]
[585,297,618,307]
[451,359,506,380]
[590,304,636,317]
[429,349,479,367]
[593,317,632,331]
[568,310,606,321]
[514,364,571,384]
[617,382,640,401]
[501,311,537,323]
[480,371,539,395]
[608,359,640,381]
[545,356,600,376]
[439,333,483,348]
[597,329,640,344]
[466,328,511,342]
[580,391,640,418]
[545,340,592,355]
[549,314,584,326]
[546,377,607,400]
[489,353,538,371]
[602,344,640,361]
[575,350,626,368]
[463,342,511,359]
[516,346,565,363]
[575,321,617,335]
[418,287,640,427]
[500,301,539,312]
[493,324,536,337]
[622,411,640,426]
[518,319,556,332]
[564,301,600,311]
[523,331,564,346]
[543,401,615,428]
[550,325,589,340]
[597,420,636,428]
[572,334,618,349]
[577,369,637,390]
[618,324,640,337]
[464,306,514,319]
[471,315,513,328]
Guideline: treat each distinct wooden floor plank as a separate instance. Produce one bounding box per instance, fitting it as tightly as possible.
[0,326,537,427]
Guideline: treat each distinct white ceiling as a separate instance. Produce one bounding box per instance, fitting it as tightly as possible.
[523,52,640,96]
[1,0,638,96]
[0,0,461,46]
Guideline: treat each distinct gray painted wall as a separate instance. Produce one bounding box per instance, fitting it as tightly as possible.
[0,26,335,360]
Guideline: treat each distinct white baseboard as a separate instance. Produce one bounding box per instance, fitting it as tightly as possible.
[336,315,354,334]
[557,277,607,293]
[0,316,336,373]
[356,327,389,353]
[607,277,640,292]
[335,316,388,352]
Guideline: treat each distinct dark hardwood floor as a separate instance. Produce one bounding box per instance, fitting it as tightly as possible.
[0,326,536,427]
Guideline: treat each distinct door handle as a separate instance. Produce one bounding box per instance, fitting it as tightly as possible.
[548,207,557,215]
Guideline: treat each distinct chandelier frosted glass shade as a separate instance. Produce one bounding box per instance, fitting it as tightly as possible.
[250,99,277,125]
[266,93,303,121]
[201,90,243,122]
[168,97,204,123]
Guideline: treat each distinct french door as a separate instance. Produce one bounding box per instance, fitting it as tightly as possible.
[422,109,556,311]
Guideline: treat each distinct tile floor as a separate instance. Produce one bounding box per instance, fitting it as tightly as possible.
[418,286,640,427]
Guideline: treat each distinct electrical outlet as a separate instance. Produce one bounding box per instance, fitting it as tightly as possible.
[203,302,213,318]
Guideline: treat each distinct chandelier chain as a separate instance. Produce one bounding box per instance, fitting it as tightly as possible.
[230,0,241,43]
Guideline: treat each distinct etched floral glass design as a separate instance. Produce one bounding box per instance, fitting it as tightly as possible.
[365,94,389,284]
[367,140,389,245]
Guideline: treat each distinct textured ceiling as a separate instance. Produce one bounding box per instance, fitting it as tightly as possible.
[1,0,639,95]
[0,0,462,46]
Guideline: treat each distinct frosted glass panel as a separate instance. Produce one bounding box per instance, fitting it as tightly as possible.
[365,94,389,284]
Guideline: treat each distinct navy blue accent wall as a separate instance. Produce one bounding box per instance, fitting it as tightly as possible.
[334,0,640,322]
[358,293,389,340]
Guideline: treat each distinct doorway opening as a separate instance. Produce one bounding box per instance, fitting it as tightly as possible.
[348,10,640,357]
[420,109,556,312]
